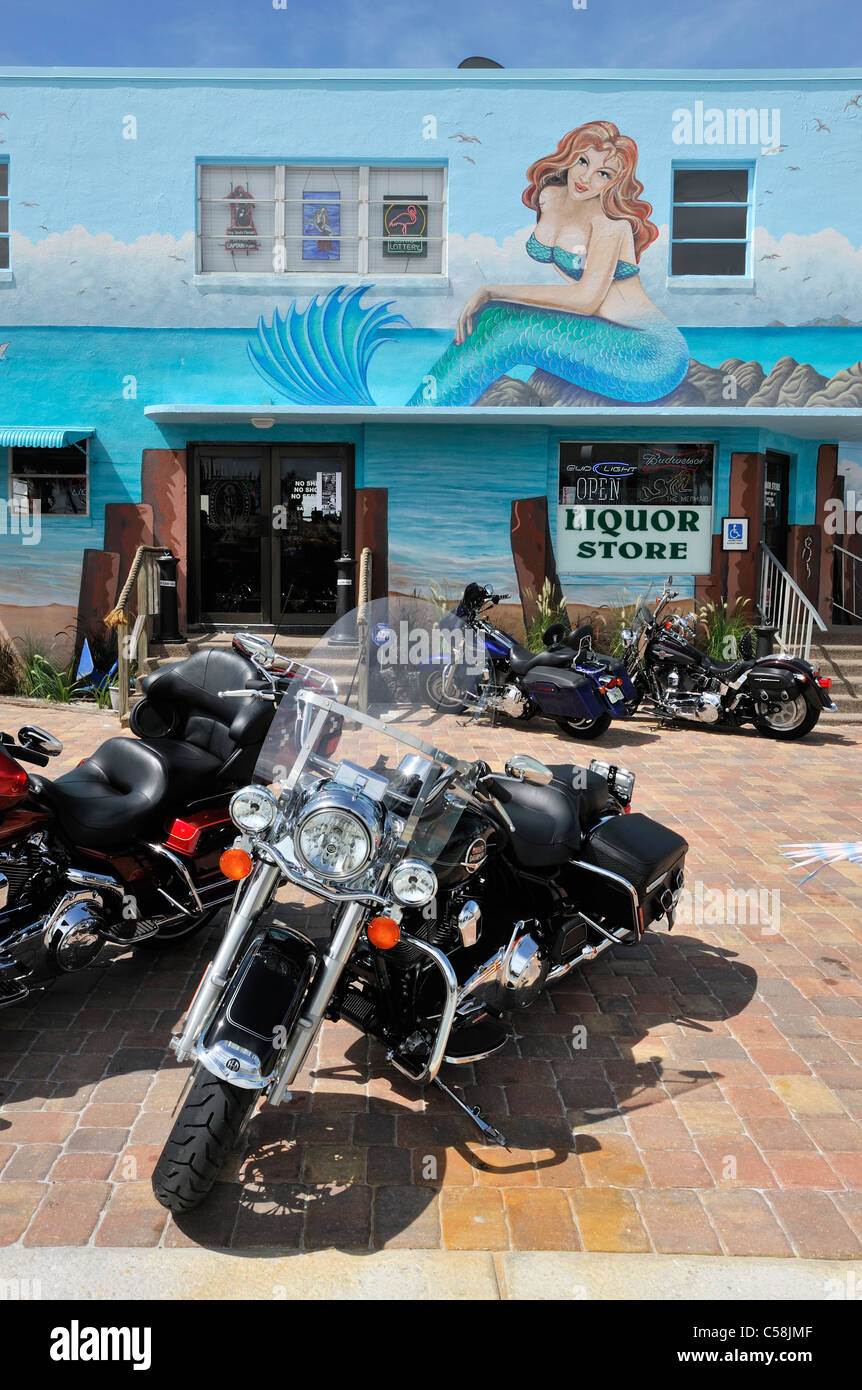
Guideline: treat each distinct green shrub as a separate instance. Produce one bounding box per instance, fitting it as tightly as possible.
[0,638,21,696]
[698,597,754,660]
[523,579,571,652]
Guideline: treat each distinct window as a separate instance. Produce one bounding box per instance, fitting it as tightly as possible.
[670,166,751,277]
[0,161,9,269]
[197,163,446,275]
[8,443,89,516]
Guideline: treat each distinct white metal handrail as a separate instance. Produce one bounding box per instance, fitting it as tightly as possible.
[831,544,862,626]
[758,541,826,663]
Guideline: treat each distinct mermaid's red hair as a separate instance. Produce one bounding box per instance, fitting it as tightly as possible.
[523,120,658,261]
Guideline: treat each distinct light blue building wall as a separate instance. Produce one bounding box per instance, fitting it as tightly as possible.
[0,67,860,635]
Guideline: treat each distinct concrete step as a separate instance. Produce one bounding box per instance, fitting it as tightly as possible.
[816,627,862,646]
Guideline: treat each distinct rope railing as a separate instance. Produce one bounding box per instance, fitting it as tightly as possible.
[104,546,170,722]
[104,545,167,627]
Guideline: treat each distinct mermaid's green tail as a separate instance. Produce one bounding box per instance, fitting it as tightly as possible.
[408,301,689,407]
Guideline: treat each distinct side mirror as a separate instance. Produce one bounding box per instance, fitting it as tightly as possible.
[505,754,553,786]
[232,631,278,666]
[18,725,62,757]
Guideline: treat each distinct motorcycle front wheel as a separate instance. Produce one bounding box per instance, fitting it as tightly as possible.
[555,712,612,740]
[754,689,821,740]
[423,664,470,713]
[151,1068,257,1213]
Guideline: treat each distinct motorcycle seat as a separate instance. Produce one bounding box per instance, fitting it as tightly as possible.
[28,737,175,850]
[484,765,610,868]
[134,649,273,796]
[507,643,574,677]
[700,655,755,681]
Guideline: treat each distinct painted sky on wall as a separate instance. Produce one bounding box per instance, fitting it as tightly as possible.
[4,73,862,334]
[1,0,861,69]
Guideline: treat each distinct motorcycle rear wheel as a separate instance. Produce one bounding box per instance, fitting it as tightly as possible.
[555,713,612,740]
[754,689,821,740]
[151,1068,257,1213]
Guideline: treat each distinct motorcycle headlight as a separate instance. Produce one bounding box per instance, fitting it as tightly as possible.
[389,858,438,907]
[295,787,381,881]
[229,785,279,835]
[620,628,633,646]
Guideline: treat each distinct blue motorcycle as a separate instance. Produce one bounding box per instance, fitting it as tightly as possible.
[428,583,639,740]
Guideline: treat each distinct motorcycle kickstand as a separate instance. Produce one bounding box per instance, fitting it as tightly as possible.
[432,1075,509,1148]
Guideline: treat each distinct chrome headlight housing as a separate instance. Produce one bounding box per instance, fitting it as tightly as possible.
[389,858,438,907]
[294,785,381,881]
[620,627,634,647]
[229,785,279,835]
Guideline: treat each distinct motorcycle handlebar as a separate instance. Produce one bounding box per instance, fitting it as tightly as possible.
[218,688,277,701]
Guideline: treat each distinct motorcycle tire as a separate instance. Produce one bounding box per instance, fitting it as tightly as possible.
[423,665,469,713]
[151,1068,257,1214]
[753,688,821,741]
[135,906,221,950]
[555,712,612,740]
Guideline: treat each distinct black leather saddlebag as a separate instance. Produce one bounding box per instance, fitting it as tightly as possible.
[583,812,688,931]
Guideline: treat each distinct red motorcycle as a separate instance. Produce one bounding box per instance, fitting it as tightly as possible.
[0,635,303,1010]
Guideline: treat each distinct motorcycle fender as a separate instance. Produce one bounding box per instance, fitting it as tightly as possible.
[197,928,316,1090]
[749,657,832,707]
[523,666,607,720]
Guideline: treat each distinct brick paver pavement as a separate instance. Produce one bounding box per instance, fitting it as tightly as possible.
[1,698,861,1256]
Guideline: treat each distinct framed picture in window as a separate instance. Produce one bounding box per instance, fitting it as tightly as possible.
[302,191,340,261]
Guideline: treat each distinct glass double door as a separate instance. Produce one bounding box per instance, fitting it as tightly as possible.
[192,444,352,627]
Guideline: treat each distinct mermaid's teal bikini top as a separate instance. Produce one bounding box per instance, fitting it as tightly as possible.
[526,231,639,281]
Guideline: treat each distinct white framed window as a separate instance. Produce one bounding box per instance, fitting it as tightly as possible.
[670,164,752,277]
[0,160,9,270]
[197,163,446,276]
[8,443,90,518]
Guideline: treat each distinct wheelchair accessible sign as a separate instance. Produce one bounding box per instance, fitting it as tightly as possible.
[557,503,713,574]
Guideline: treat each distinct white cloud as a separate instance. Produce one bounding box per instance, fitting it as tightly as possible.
[3,219,862,331]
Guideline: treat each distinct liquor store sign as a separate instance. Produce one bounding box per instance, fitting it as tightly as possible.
[557,441,715,575]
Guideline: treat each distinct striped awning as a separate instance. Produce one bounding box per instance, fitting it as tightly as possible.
[0,426,94,449]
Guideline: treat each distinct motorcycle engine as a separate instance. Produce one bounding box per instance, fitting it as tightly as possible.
[45,893,111,971]
[486,683,529,719]
[660,666,722,724]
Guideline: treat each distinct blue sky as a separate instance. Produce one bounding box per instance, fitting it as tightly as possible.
[1,0,860,70]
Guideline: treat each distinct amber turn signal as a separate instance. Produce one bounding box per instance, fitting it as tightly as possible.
[219,847,254,880]
[367,916,401,950]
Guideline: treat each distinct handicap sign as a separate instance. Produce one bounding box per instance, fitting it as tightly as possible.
[722,516,749,551]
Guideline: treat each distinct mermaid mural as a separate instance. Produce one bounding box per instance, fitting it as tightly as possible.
[411,120,688,407]
[247,122,690,409]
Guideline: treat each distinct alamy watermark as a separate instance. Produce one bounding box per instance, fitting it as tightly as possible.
[672,102,780,148]
[0,497,40,546]
[675,880,781,936]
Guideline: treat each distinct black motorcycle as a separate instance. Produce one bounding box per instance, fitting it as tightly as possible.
[622,581,836,739]
[151,597,688,1213]
[427,582,639,740]
[0,633,311,1009]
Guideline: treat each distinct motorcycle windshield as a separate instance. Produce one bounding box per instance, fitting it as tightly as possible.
[254,596,486,879]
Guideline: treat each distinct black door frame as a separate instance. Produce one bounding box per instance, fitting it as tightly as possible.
[763,449,791,568]
[187,441,355,628]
